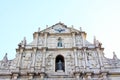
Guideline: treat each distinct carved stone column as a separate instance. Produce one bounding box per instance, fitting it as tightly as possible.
[74,48,78,67]
[31,47,37,72]
[82,50,86,69]
[81,32,86,47]
[73,47,79,71]
[44,32,48,47]
[73,47,80,79]
[96,48,104,69]
[17,47,24,70]
[83,48,89,70]
[41,47,46,73]
[72,32,76,47]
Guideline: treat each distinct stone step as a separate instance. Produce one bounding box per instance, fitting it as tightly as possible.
[44,78,77,80]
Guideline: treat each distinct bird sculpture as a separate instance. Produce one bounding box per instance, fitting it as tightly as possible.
[54,28,65,33]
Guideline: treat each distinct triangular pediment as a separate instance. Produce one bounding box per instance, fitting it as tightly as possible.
[41,22,80,33]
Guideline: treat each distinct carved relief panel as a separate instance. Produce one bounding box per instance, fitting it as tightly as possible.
[77,51,85,68]
[51,24,69,33]
[75,35,82,46]
[45,53,54,72]
[0,61,10,69]
[10,53,19,69]
[86,51,99,68]
[21,52,32,69]
[66,53,74,74]
[38,36,44,46]
[44,24,70,33]
[35,51,42,70]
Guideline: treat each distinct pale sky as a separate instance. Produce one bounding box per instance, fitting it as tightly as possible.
[0,0,120,60]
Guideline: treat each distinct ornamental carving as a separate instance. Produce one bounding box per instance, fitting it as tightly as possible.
[35,52,42,69]
[66,54,74,73]
[75,35,82,46]
[46,54,54,72]
[78,51,84,68]
[87,51,99,68]
[22,53,32,69]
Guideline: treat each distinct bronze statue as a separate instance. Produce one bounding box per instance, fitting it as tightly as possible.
[57,60,63,70]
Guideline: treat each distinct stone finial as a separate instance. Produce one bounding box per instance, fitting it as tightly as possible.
[71,25,74,28]
[46,25,48,28]
[113,51,118,60]
[96,40,100,47]
[2,53,8,63]
[23,37,26,45]
[80,27,82,31]
[38,27,40,32]
[94,36,96,45]
[59,21,61,23]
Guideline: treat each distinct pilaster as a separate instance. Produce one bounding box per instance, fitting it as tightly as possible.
[81,32,86,47]
[44,32,49,47]
[17,47,24,70]
[73,47,79,71]
[41,47,47,74]
[71,32,76,47]
[96,48,104,70]
[83,47,89,70]
[30,47,38,72]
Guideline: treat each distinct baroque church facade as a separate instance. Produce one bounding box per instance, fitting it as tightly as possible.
[0,22,120,80]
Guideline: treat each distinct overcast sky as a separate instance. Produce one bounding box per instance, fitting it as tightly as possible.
[0,0,120,60]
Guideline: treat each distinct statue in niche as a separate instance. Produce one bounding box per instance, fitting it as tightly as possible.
[57,37,62,47]
[57,60,63,70]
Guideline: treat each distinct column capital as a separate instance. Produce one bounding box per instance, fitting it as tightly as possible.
[16,47,25,53]
[28,73,34,80]
[85,71,93,75]
[32,47,38,52]
[72,46,78,50]
[12,73,19,79]
[42,47,48,52]
[40,73,46,79]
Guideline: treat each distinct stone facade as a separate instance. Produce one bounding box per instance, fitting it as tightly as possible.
[0,22,120,80]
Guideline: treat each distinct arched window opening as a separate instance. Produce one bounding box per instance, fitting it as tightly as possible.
[57,37,62,47]
[55,55,65,72]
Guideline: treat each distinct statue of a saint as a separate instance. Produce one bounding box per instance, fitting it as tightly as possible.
[57,60,63,70]
[58,41,62,47]
[57,37,62,47]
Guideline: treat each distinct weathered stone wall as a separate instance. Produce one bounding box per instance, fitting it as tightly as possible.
[0,23,120,80]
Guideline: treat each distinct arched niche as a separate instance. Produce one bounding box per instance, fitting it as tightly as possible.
[55,55,65,72]
[57,37,62,47]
